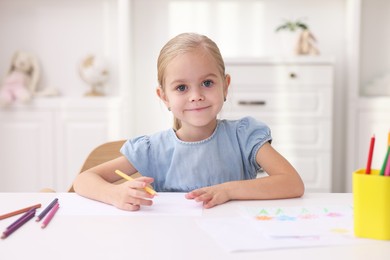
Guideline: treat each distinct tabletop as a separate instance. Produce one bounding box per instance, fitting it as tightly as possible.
[0,192,389,260]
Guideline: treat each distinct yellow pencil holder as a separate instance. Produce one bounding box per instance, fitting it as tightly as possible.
[353,169,390,240]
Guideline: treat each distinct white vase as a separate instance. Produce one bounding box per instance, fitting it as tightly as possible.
[277,31,300,56]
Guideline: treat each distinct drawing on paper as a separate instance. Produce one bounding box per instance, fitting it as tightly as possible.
[241,205,355,240]
[244,206,353,222]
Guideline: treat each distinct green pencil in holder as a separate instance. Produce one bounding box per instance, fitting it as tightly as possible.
[353,169,390,240]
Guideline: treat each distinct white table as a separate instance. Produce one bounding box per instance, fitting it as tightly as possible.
[1,193,389,260]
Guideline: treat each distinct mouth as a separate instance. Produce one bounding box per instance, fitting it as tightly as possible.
[185,105,211,112]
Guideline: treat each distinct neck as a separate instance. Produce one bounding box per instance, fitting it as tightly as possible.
[175,120,218,142]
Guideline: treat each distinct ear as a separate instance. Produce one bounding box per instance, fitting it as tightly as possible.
[223,74,231,98]
[156,86,170,108]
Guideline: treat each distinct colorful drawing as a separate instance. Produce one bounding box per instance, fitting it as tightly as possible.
[245,205,353,222]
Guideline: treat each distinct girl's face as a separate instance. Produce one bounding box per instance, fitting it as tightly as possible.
[158,49,230,132]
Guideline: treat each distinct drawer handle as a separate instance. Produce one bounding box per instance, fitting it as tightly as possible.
[238,100,266,106]
[289,72,297,78]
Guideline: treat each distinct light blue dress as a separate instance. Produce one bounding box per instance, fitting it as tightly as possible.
[120,116,271,192]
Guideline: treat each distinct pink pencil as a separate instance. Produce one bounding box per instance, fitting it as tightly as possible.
[385,151,390,176]
[41,202,60,229]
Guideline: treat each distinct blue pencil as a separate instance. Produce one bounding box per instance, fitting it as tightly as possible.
[36,198,58,222]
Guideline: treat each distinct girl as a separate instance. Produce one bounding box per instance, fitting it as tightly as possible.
[73,33,304,210]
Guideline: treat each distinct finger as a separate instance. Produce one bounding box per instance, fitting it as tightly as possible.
[203,198,218,209]
[126,179,149,189]
[128,196,153,207]
[127,188,155,201]
[122,203,141,211]
[185,192,196,199]
[126,179,156,196]
[194,192,212,203]
[115,200,141,211]
[185,189,205,199]
[134,177,155,185]
[118,195,153,211]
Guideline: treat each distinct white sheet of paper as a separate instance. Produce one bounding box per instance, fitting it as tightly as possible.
[53,193,203,216]
[197,205,374,252]
[243,205,354,237]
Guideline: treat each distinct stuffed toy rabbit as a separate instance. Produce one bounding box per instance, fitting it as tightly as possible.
[0,51,40,106]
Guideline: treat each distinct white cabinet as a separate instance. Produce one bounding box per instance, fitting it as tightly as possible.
[0,109,55,192]
[0,97,121,192]
[221,57,334,192]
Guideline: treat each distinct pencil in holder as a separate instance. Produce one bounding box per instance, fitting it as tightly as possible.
[353,168,390,240]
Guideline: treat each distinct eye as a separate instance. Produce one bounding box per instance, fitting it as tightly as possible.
[176,85,187,92]
[202,80,213,88]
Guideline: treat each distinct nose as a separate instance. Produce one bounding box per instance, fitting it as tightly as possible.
[189,88,205,102]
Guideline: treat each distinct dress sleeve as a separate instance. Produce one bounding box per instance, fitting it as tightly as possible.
[120,136,152,176]
[236,116,272,171]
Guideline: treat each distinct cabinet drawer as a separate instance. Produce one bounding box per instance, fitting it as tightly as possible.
[279,151,331,192]
[224,89,331,116]
[220,113,331,150]
[269,120,331,150]
[226,64,333,86]
[261,150,331,192]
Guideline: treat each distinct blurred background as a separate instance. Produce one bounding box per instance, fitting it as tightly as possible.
[0,0,389,193]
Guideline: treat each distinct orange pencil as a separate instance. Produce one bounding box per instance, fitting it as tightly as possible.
[388,130,390,146]
[0,203,41,220]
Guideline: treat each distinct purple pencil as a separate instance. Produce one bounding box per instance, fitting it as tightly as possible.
[5,208,36,231]
[1,208,35,239]
[41,202,60,229]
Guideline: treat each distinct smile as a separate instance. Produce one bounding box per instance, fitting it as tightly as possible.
[185,106,211,112]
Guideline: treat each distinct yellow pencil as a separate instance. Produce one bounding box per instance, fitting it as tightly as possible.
[114,170,157,195]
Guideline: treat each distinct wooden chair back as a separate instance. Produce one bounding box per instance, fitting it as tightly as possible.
[68,140,126,192]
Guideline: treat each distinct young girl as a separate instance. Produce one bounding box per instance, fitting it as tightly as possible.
[73,33,304,211]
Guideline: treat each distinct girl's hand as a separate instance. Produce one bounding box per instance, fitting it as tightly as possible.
[113,177,156,211]
[185,183,230,209]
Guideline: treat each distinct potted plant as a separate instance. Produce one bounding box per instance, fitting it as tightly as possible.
[275,20,309,33]
[275,19,310,56]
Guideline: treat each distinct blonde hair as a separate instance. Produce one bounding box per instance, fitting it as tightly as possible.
[157,33,226,130]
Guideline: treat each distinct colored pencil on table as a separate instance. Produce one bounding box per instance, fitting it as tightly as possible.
[384,150,390,177]
[0,203,41,220]
[384,131,390,176]
[1,208,35,239]
[5,208,36,231]
[388,130,390,146]
[380,146,390,176]
[41,202,60,229]
[365,135,375,174]
[36,198,58,222]
[115,169,157,195]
